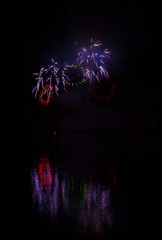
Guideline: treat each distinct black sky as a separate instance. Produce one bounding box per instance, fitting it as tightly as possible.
[2,0,161,123]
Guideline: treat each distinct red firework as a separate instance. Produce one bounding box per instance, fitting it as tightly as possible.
[89,78,116,102]
[38,84,54,105]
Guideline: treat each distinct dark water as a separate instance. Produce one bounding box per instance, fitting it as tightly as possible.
[2,118,161,239]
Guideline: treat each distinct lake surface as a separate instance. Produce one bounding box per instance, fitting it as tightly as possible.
[2,118,160,239]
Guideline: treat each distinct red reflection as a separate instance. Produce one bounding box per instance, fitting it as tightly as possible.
[38,156,53,186]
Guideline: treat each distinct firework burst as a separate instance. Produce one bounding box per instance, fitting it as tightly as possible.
[32,67,46,98]
[63,64,87,88]
[38,83,54,105]
[32,38,114,105]
[32,59,69,104]
[76,38,111,81]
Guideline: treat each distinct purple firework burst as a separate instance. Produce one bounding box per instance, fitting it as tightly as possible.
[76,38,111,81]
[32,59,69,99]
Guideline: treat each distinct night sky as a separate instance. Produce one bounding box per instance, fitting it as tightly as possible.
[2,0,161,127]
[2,2,161,238]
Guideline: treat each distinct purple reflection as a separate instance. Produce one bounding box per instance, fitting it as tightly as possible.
[31,156,116,235]
[31,157,61,219]
[78,182,112,235]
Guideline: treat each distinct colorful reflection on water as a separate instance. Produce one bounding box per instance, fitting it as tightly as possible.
[31,154,117,236]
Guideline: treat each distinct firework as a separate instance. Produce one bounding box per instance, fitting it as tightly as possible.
[32,59,69,104]
[32,67,46,98]
[89,78,116,102]
[63,64,87,88]
[45,59,60,89]
[32,38,114,105]
[38,83,54,105]
[32,59,59,96]
[76,38,111,81]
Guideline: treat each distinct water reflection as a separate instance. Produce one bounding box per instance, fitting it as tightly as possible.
[31,154,117,236]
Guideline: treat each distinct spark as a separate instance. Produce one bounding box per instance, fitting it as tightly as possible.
[32,59,67,103]
[76,38,111,81]
[32,38,113,105]
[32,67,46,98]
